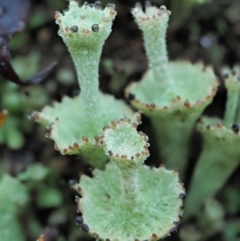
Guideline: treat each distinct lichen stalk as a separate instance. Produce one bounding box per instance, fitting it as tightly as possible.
[55,1,117,131]
[185,140,239,218]
[127,4,218,176]
[68,46,101,128]
[224,86,239,128]
[75,118,185,241]
[236,94,240,124]
[132,4,172,84]
[112,158,139,204]
[102,117,149,205]
[151,116,192,175]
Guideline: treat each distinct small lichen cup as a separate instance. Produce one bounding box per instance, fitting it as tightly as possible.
[125,2,218,176]
[32,1,135,169]
[73,117,185,241]
[184,66,240,218]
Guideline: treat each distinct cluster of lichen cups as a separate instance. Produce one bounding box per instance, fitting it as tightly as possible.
[32,1,188,240]
[73,117,185,241]
[32,1,135,169]
[33,0,240,239]
[125,2,218,177]
[184,67,240,218]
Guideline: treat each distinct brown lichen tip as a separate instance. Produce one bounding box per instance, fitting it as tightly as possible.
[30,111,40,122]
[37,234,45,241]
[184,99,190,108]
[101,117,150,163]
[132,2,171,22]
[0,110,8,127]
[58,134,102,155]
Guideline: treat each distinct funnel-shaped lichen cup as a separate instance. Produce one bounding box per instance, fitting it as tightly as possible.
[32,1,135,169]
[73,117,186,241]
[125,3,218,176]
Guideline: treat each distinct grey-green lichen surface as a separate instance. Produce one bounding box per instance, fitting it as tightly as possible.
[125,2,218,175]
[73,118,185,241]
[56,1,116,49]
[184,67,240,218]
[32,94,135,169]
[32,1,135,169]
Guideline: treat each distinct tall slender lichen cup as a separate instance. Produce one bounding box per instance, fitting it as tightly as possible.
[32,1,135,169]
[184,66,240,218]
[125,2,218,176]
[73,117,185,241]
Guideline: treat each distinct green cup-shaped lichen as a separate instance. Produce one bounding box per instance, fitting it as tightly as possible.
[33,1,135,169]
[73,118,185,241]
[184,67,240,218]
[101,117,149,204]
[55,1,117,124]
[125,3,218,176]
[33,94,135,169]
